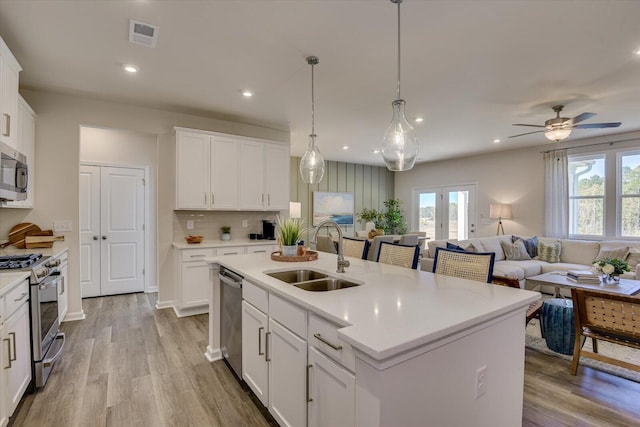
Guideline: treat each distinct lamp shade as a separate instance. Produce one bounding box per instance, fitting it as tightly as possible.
[489,203,512,219]
[289,201,302,219]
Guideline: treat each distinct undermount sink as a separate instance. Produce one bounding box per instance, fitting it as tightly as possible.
[265,269,361,292]
[266,269,328,284]
[294,277,361,292]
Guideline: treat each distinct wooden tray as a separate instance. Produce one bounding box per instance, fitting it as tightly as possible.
[271,250,318,262]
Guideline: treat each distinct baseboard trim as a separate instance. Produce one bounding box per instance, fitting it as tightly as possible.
[64,310,86,322]
[146,285,158,293]
[155,300,174,310]
[173,304,209,318]
[205,346,222,362]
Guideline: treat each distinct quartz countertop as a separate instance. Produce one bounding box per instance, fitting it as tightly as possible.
[0,242,68,258]
[205,252,540,363]
[0,271,30,296]
[173,239,278,249]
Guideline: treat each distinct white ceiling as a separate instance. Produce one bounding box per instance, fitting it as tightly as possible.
[1,0,639,166]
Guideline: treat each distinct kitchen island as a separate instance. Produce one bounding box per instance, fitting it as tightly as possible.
[205,252,539,427]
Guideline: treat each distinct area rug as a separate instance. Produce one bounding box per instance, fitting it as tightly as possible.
[525,319,640,383]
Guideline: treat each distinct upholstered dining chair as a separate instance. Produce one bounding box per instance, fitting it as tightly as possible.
[355,230,369,238]
[398,234,419,246]
[376,241,420,269]
[432,247,495,283]
[367,235,394,262]
[315,235,337,254]
[342,237,370,260]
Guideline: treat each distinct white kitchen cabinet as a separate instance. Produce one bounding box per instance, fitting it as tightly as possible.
[175,130,210,209]
[175,247,216,317]
[216,246,246,256]
[264,143,290,210]
[242,300,269,406]
[0,278,31,425]
[0,36,21,149]
[2,97,35,209]
[308,347,355,427]
[239,140,265,210]
[246,244,278,254]
[58,252,68,322]
[210,135,239,209]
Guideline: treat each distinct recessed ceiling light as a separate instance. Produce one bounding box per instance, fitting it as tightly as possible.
[123,65,139,73]
[635,49,640,55]
[372,149,380,154]
[414,116,424,123]
[493,138,501,143]
[342,145,349,150]
[241,90,254,97]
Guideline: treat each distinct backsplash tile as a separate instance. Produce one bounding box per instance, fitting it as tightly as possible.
[173,211,281,241]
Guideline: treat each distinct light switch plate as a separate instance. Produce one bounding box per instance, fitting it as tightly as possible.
[53,220,72,232]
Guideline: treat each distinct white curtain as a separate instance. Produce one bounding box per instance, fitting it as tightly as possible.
[544,149,569,238]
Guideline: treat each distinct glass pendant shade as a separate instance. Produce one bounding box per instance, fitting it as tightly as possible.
[382,99,418,171]
[299,134,325,184]
[544,128,572,142]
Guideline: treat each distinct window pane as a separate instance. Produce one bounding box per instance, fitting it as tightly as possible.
[621,197,640,237]
[448,191,468,240]
[569,156,605,197]
[621,153,640,196]
[419,192,436,238]
[569,198,604,236]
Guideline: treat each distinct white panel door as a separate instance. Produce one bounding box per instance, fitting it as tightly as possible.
[79,165,101,298]
[210,135,239,209]
[100,166,145,295]
[239,140,265,210]
[242,301,269,406]
[265,143,290,210]
[413,184,477,240]
[176,131,210,209]
[308,347,355,427]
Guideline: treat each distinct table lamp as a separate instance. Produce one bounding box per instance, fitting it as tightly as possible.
[289,201,302,219]
[489,203,512,235]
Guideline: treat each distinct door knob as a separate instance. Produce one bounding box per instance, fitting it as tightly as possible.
[92,236,98,240]
[102,235,107,240]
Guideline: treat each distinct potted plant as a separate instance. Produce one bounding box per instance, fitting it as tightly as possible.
[592,258,630,283]
[357,208,383,233]
[382,198,407,235]
[220,225,231,241]
[276,216,305,256]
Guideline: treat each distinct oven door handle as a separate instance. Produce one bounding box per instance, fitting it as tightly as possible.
[43,332,65,368]
[39,273,60,288]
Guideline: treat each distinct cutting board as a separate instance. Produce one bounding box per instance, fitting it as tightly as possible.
[6,223,42,249]
[25,235,64,249]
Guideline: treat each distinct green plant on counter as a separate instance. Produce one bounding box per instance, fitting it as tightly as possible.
[276,216,305,246]
[357,208,384,228]
[382,198,407,235]
[220,225,231,234]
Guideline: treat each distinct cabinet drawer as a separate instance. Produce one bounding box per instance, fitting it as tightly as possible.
[181,248,215,262]
[309,313,355,372]
[217,246,247,256]
[4,279,29,320]
[247,244,277,254]
[270,294,307,339]
[243,280,268,313]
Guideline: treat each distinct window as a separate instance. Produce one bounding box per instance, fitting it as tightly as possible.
[568,154,605,237]
[620,152,640,237]
[413,184,476,240]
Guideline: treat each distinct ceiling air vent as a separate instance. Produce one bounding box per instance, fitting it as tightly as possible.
[129,20,159,48]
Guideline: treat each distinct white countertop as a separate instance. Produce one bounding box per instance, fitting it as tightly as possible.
[173,239,278,249]
[0,271,30,296]
[0,242,68,258]
[206,252,540,363]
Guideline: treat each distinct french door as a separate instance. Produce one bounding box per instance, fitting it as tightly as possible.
[80,165,145,297]
[413,184,477,240]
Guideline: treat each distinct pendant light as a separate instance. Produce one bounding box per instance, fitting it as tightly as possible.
[299,56,325,184]
[382,0,418,171]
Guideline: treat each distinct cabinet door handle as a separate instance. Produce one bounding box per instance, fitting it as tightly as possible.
[223,252,238,255]
[265,331,271,362]
[9,332,16,362]
[204,192,207,204]
[313,333,343,350]
[211,192,214,205]
[258,327,264,356]
[190,254,206,258]
[253,250,266,253]
[14,292,28,302]
[3,338,11,369]
[306,364,313,403]
[61,277,65,294]
[261,193,264,205]
[2,113,9,137]
[268,194,271,206]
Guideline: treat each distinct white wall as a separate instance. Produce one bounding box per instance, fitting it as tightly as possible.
[4,89,288,320]
[394,145,545,238]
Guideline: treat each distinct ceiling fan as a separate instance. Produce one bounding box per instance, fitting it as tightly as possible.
[508,105,622,142]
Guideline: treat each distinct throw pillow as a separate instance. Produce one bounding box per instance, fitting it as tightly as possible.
[596,246,630,261]
[446,241,476,252]
[626,248,640,269]
[537,241,561,263]
[501,240,532,261]
[512,235,538,258]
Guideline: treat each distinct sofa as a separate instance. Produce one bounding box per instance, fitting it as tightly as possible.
[420,235,640,288]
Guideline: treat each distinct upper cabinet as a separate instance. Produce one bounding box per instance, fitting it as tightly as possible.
[175,127,289,211]
[0,36,22,149]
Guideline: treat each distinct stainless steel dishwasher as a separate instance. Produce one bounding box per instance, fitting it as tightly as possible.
[219,267,243,379]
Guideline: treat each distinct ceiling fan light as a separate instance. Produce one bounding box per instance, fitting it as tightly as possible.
[544,128,572,142]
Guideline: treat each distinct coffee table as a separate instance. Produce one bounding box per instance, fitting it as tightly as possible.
[526,272,640,297]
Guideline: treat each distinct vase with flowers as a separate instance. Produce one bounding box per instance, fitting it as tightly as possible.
[592,258,630,283]
[276,216,305,257]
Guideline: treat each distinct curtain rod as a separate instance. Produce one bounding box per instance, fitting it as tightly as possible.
[542,136,640,154]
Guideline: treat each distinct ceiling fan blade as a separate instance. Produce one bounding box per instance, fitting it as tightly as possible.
[573,122,622,129]
[508,130,545,138]
[568,112,596,125]
[512,124,546,128]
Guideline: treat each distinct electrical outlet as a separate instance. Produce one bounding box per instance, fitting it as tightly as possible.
[187,220,194,230]
[242,220,248,228]
[53,220,72,232]
[475,365,487,399]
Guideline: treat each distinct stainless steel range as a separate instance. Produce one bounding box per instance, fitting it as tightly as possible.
[0,253,65,387]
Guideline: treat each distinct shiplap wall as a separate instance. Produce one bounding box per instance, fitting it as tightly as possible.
[289,157,394,240]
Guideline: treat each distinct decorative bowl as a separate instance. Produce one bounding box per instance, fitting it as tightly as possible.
[185,235,204,244]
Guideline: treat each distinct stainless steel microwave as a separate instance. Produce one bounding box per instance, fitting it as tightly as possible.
[0,140,28,201]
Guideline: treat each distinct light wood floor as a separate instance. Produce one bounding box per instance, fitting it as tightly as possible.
[9,293,640,426]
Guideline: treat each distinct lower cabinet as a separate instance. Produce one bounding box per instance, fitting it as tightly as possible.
[242,301,269,405]
[307,347,355,427]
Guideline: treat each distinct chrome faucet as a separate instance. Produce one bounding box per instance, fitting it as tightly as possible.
[311,220,350,273]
